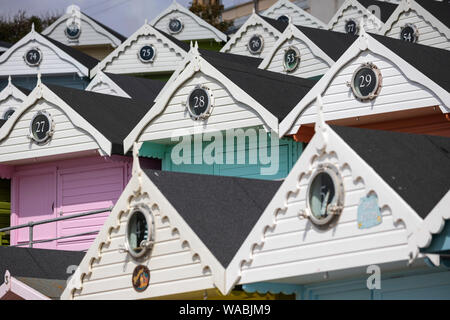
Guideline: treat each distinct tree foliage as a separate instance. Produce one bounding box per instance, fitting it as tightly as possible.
[189,2,233,33]
[0,10,60,44]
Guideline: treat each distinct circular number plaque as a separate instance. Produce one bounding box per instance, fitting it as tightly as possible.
[132,265,150,292]
[126,207,154,259]
[277,15,290,23]
[65,22,81,39]
[247,35,264,54]
[400,24,418,43]
[351,63,382,101]
[187,86,212,120]
[24,48,42,66]
[3,109,15,120]
[138,45,156,63]
[307,164,344,227]
[168,18,183,34]
[284,47,300,72]
[30,111,53,144]
[345,19,358,35]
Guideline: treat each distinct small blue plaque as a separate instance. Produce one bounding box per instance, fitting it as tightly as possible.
[357,194,382,229]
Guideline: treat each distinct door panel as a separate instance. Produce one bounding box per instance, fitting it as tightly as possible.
[15,171,56,249]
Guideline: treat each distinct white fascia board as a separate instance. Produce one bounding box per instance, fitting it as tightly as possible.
[0,83,113,156]
[220,13,282,53]
[279,32,450,137]
[226,124,424,291]
[259,23,335,70]
[90,23,187,78]
[151,1,227,42]
[123,51,279,153]
[381,0,450,39]
[0,79,28,105]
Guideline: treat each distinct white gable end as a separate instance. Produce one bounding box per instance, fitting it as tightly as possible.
[329,1,383,34]
[289,51,445,134]
[92,24,186,77]
[85,72,131,98]
[384,9,450,50]
[263,36,331,78]
[263,0,326,29]
[138,72,267,142]
[0,98,99,163]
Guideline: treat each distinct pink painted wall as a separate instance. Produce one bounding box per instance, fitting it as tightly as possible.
[10,155,160,251]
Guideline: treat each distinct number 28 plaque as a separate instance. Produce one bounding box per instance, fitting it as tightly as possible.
[186,85,214,120]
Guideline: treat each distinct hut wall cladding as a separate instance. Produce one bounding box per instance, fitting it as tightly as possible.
[0,99,99,162]
[139,73,266,142]
[0,41,84,77]
[101,34,185,75]
[153,12,219,42]
[71,194,214,300]
[384,10,450,50]
[239,151,410,285]
[222,23,280,58]
[264,6,324,29]
[0,96,24,118]
[290,52,443,132]
[330,5,380,34]
[265,37,331,79]
[45,18,117,47]
[10,156,131,251]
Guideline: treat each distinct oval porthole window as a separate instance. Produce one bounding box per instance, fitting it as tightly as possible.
[138,45,156,63]
[186,86,213,120]
[277,15,290,23]
[351,63,382,101]
[345,19,358,35]
[24,48,42,66]
[3,108,15,120]
[247,34,264,54]
[29,111,53,144]
[400,24,418,43]
[284,47,300,72]
[65,22,81,39]
[307,164,344,226]
[168,18,183,34]
[125,206,155,259]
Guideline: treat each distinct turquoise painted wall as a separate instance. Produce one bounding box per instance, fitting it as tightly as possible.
[0,74,90,91]
[140,133,303,180]
[244,268,450,300]
[422,220,450,254]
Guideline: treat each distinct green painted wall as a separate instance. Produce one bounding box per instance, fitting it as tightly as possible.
[140,133,303,180]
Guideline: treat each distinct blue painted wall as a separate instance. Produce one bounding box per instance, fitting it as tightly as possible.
[422,220,450,254]
[244,268,450,300]
[0,74,90,91]
[140,133,303,180]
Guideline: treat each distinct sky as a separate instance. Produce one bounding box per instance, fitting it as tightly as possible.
[0,0,249,37]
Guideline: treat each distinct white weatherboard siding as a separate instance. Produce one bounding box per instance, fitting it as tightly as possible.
[0,40,84,77]
[85,73,131,98]
[384,10,450,50]
[289,52,443,133]
[330,5,380,34]
[222,23,280,58]
[44,17,117,48]
[265,37,331,78]
[238,151,409,285]
[0,99,98,163]
[86,81,121,96]
[71,192,213,300]
[138,73,266,142]
[263,3,325,29]
[101,34,185,75]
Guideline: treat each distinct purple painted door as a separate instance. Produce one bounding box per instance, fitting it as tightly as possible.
[14,169,56,249]
[56,164,126,251]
